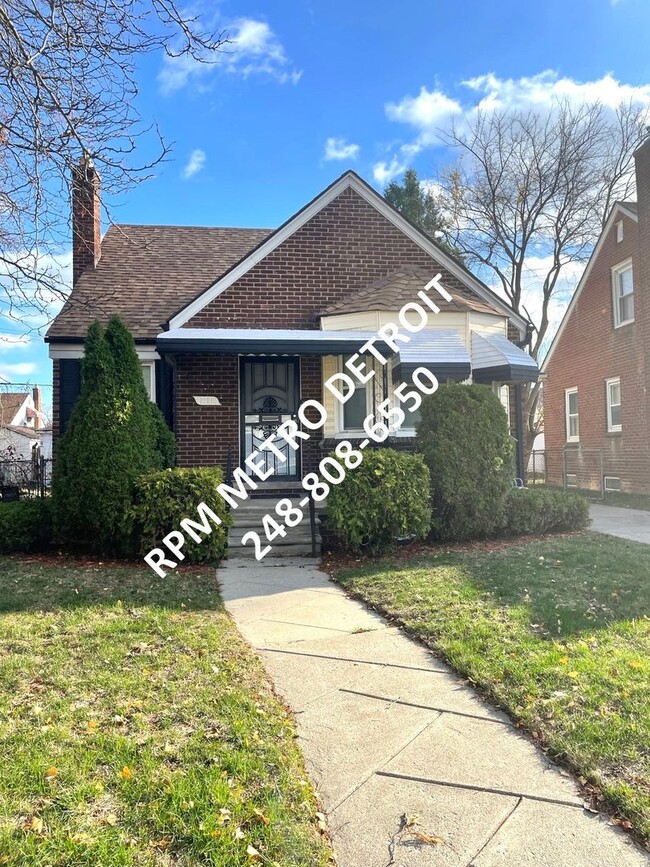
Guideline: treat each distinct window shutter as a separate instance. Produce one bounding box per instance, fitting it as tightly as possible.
[155,360,174,429]
[322,355,338,436]
[59,359,81,434]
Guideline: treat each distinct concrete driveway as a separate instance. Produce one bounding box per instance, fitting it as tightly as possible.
[590,504,650,544]
[218,556,648,867]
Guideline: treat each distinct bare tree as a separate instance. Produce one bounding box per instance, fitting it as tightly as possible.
[441,99,649,453]
[0,0,228,330]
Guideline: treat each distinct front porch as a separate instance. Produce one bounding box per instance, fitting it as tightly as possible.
[157,324,539,482]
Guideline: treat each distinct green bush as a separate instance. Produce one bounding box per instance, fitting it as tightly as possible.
[503,488,590,536]
[0,499,52,553]
[327,448,431,553]
[132,468,232,563]
[53,317,175,555]
[416,383,514,541]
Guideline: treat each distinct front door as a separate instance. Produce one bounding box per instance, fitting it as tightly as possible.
[240,358,301,479]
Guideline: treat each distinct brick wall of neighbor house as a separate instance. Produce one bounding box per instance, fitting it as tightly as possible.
[181,186,489,468]
[544,205,650,493]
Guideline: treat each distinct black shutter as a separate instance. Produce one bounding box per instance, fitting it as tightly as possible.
[59,359,82,435]
[155,359,174,430]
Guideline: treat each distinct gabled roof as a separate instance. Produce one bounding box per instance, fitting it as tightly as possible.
[168,171,528,334]
[321,265,500,318]
[46,225,271,341]
[542,201,638,371]
[0,392,29,425]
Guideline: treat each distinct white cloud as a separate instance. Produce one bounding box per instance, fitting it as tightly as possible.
[159,18,302,95]
[373,156,408,186]
[382,71,650,163]
[182,149,206,179]
[0,362,37,378]
[323,137,360,161]
[386,87,462,146]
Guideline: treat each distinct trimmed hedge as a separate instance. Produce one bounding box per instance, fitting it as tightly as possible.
[327,448,431,553]
[132,467,232,564]
[416,384,514,541]
[503,488,590,536]
[0,499,52,553]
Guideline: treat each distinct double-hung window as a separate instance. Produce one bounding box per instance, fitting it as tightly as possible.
[606,377,622,433]
[565,388,579,442]
[612,261,634,328]
[340,355,369,431]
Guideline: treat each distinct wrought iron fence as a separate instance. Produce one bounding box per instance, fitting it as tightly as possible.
[0,456,52,499]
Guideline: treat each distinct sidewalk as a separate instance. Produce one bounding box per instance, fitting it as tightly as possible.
[218,557,649,866]
[590,504,650,545]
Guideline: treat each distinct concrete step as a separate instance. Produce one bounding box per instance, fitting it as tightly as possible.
[229,529,321,546]
[228,542,318,558]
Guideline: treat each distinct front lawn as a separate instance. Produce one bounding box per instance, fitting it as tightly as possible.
[0,557,331,866]
[333,534,650,844]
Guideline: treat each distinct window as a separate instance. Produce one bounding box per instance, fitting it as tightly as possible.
[604,476,621,492]
[565,388,579,442]
[141,362,156,402]
[612,261,634,327]
[616,220,624,243]
[498,384,510,426]
[339,356,369,430]
[606,377,622,432]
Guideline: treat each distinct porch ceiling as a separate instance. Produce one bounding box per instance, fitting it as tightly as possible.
[156,327,395,356]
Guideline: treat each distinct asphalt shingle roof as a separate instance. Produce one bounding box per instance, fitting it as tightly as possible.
[46,224,271,341]
[0,392,29,426]
[321,265,501,317]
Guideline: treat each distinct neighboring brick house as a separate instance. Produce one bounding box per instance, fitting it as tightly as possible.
[542,138,650,494]
[46,163,538,481]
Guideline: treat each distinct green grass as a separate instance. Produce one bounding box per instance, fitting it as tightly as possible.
[0,556,332,866]
[334,533,650,843]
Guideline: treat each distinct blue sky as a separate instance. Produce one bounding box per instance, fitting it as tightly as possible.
[3,0,650,414]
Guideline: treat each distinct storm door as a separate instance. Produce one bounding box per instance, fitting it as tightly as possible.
[240,358,300,479]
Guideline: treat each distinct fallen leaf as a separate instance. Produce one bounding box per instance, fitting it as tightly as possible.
[45,766,58,779]
[410,830,444,845]
[246,844,261,860]
[120,766,134,780]
[234,827,245,840]
[253,808,270,826]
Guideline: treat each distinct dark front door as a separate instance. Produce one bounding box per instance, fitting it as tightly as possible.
[240,358,301,479]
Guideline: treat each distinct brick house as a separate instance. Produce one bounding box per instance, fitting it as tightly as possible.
[542,139,650,494]
[46,164,538,482]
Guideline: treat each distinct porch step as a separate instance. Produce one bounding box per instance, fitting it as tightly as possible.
[227,495,322,558]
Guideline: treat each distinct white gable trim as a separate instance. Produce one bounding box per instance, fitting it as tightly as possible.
[542,202,638,372]
[168,171,527,333]
[48,343,159,361]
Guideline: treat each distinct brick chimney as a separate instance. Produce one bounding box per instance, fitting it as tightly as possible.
[72,156,101,284]
[32,386,42,430]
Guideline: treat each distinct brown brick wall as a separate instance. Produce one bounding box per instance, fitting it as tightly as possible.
[188,187,465,331]
[179,186,465,471]
[544,205,650,493]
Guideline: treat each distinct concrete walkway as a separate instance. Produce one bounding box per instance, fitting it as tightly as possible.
[590,504,650,545]
[218,557,649,866]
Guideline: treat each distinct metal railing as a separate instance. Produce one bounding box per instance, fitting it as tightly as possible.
[0,456,52,499]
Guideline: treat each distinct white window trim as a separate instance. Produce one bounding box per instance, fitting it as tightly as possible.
[565,387,579,443]
[606,377,622,433]
[604,476,621,492]
[616,220,623,243]
[335,355,373,435]
[612,259,634,328]
[141,361,156,402]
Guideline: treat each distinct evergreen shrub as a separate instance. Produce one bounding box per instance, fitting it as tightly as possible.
[327,448,430,553]
[416,383,514,541]
[132,467,231,563]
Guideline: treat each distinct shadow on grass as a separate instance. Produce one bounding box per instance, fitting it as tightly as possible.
[0,554,223,614]
[339,533,650,638]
